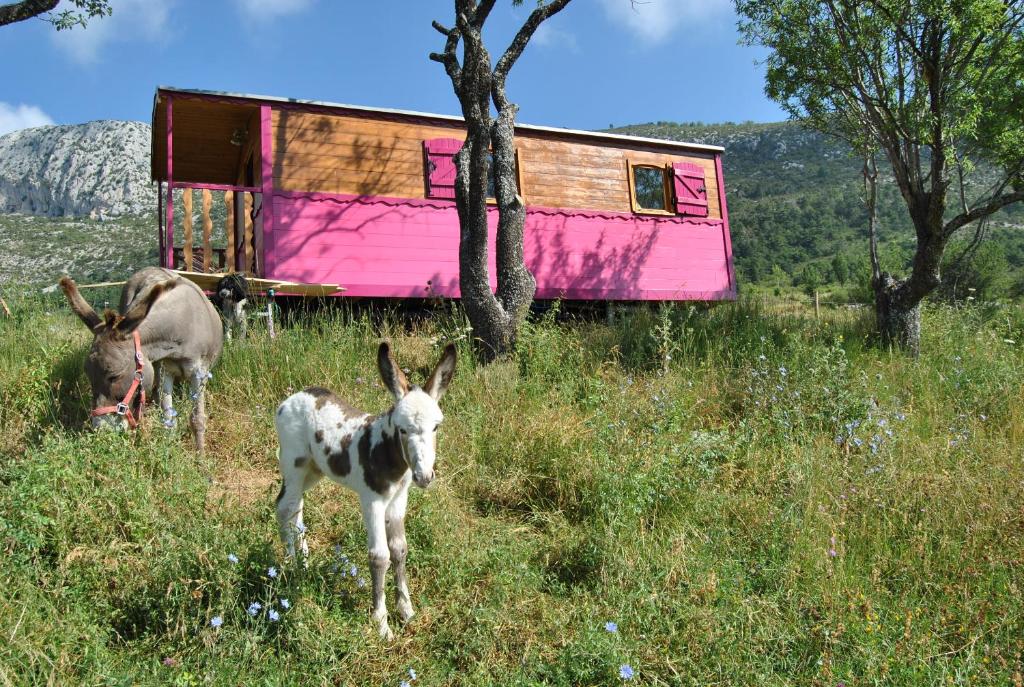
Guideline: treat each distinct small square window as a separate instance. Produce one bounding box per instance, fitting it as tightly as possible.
[629,162,672,215]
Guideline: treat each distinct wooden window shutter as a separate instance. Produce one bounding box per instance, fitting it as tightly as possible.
[671,161,709,217]
[424,138,462,199]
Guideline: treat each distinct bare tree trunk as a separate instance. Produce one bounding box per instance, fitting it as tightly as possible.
[874,274,922,355]
[431,0,569,361]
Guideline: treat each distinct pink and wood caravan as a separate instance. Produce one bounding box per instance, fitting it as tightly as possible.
[151,86,736,301]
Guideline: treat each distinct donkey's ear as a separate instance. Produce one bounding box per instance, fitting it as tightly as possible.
[377,341,410,400]
[424,343,457,401]
[115,279,178,335]
[59,276,102,330]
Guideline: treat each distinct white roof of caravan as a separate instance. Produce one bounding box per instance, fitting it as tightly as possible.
[155,86,725,154]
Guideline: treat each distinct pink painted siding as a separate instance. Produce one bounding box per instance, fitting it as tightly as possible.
[268,190,736,301]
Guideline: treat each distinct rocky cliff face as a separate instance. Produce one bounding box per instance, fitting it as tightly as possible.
[0,120,153,219]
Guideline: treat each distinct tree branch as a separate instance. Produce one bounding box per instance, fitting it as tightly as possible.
[0,0,58,27]
[429,20,463,92]
[944,190,1024,236]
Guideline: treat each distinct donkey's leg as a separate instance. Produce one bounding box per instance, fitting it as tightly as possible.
[276,448,317,559]
[158,363,176,427]
[361,496,393,641]
[386,484,414,622]
[235,299,247,340]
[188,366,209,452]
[220,302,233,341]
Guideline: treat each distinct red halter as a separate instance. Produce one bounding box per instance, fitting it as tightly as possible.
[91,330,146,429]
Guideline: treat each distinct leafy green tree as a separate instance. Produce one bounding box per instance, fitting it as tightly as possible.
[799,263,824,297]
[431,0,571,361]
[831,253,850,284]
[0,0,110,29]
[737,0,1024,354]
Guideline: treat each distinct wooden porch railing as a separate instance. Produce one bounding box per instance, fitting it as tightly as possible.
[165,182,262,275]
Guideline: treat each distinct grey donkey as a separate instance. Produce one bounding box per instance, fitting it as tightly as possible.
[60,266,223,451]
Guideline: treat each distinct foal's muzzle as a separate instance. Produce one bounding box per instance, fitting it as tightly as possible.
[412,470,434,489]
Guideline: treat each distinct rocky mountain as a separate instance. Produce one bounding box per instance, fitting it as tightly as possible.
[0,120,153,219]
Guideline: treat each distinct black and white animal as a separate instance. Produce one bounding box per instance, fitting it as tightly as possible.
[274,342,457,640]
[212,273,249,340]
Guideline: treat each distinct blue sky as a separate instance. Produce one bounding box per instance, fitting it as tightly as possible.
[0,0,786,136]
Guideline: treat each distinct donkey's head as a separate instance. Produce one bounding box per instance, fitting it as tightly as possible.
[377,341,457,489]
[60,276,177,429]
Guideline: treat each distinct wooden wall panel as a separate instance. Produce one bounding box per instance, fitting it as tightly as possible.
[271,110,721,218]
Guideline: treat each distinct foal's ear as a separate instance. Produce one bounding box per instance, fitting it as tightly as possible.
[424,343,457,401]
[377,341,410,400]
[115,279,178,336]
[59,276,102,330]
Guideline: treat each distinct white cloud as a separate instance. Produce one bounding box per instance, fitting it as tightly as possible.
[534,22,580,53]
[0,103,55,137]
[598,0,732,44]
[232,0,314,20]
[51,0,170,64]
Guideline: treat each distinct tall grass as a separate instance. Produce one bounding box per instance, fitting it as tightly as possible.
[1,296,1022,685]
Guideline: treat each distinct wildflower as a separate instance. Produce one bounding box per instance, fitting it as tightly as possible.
[778,366,787,377]
[210,616,223,628]
[357,577,367,588]
[758,354,767,361]
[267,609,280,622]
[280,599,290,609]
[163,657,177,667]
[409,668,418,680]
[619,664,635,680]
[267,566,278,579]
[896,413,906,421]
[247,602,262,617]
[877,418,887,427]
[605,621,619,633]
[853,438,863,448]
[400,682,411,687]
[349,563,358,577]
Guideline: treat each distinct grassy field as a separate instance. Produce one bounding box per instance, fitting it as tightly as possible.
[1,297,1023,686]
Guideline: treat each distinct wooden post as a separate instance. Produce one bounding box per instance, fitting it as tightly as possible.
[202,189,213,273]
[225,191,235,273]
[182,188,193,270]
[814,290,820,319]
[244,192,254,274]
[165,97,174,268]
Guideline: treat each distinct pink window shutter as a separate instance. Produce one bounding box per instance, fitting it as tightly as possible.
[424,138,462,199]
[672,162,709,217]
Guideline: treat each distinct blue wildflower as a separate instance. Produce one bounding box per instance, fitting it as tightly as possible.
[280,599,290,609]
[210,616,223,628]
[778,366,787,377]
[227,553,239,564]
[853,438,863,447]
[267,609,280,622]
[247,602,262,617]
[619,664,635,680]
[349,564,358,577]
[267,566,278,579]
[409,668,417,680]
[357,577,367,588]
[605,621,618,633]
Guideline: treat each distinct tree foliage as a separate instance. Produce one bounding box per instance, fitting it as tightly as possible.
[0,0,110,29]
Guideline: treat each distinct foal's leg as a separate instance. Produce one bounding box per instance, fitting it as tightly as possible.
[276,450,318,558]
[386,484,414,622]
[362,496,393,640]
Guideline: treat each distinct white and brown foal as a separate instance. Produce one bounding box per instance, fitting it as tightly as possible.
[274,341,456,640]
